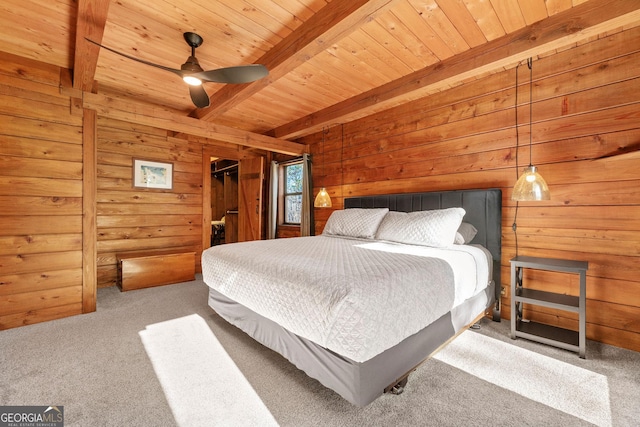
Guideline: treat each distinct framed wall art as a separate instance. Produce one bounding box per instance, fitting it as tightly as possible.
[133,159,173,190]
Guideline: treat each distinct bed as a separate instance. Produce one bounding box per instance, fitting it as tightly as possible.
[202,188,502,406]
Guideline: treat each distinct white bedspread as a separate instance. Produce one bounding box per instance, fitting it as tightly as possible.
[201,235,490,363]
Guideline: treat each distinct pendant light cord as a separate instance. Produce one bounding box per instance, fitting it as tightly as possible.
[512,60,527,257]
[321,126,326,187]
[341,124,344,201]
[528,57,533,167]
[514,60,522,183]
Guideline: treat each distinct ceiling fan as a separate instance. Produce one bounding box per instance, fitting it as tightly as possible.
[86,32,269,108]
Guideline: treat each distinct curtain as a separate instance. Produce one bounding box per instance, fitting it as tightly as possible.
[267,160,279,239]
[300,153,314,236]
[267,155,314,239]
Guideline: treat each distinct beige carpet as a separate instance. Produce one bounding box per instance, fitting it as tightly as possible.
[1,276,639,426]
[434,330,612,426]
[140,314,278,426]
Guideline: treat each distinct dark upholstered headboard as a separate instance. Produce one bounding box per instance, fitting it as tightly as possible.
[344,189,502,298]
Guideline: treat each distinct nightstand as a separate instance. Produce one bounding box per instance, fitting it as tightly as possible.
[510,255,588,358]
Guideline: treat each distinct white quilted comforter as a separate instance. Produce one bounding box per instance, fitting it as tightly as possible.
[202,235,491,362]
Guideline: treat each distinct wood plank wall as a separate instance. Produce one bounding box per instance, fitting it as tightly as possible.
[305,27,640,352]
[0,52,84,328]
[1,23,638,356]
[96,118,203,288]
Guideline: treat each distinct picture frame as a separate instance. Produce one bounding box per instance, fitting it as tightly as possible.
[132,159,173,190]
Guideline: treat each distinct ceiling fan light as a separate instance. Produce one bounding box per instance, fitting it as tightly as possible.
[183,75,202,86]
[512,165,550,201]
[314,187,332,208]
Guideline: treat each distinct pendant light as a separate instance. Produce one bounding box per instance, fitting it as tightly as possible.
[314,127,332,207]
[512,58,550,201]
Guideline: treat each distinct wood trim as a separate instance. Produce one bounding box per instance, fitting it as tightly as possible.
[83,92,306,156]
[82,108,97,313]
[202,146,213,254]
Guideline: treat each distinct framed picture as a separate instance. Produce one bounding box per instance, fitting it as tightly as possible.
[133,159,173,190]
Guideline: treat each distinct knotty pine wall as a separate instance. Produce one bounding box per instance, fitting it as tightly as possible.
[0,50,206,328]
[96,118,203,288]
[0,53,85,328]
[1,25,638,355]
[306,27,640,352]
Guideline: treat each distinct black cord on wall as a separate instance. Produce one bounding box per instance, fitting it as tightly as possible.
[512,60,527,257]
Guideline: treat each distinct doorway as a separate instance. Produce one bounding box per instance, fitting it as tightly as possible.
[201,147,265,251]
[211,159,238,245]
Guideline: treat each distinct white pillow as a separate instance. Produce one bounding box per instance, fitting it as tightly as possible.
[455,222,478,244]
[375,207,466,247]
[323,208,389,239]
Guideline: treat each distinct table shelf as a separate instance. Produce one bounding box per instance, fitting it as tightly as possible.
[515,288,579,312]
[510,256,588,358]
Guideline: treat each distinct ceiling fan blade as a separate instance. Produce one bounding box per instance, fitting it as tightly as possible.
[195,64,269,84]
[189,85,211,108]
[86,35,267,108]
[85,38,184,79]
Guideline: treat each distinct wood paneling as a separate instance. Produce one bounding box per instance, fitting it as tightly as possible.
[0,53,84,329]
[307,27,640,352]
[0,3,638,357]
[2,0,637,138]
[96,117,203,288]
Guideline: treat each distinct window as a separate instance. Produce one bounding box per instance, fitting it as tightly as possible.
[283,162,303,224]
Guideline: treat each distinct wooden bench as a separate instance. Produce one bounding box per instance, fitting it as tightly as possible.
[117,250,196,291]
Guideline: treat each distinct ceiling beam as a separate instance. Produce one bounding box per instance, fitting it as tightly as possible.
[271,0,640,139]
[191,0,398,122]
[171,136,256,161]
[83,92,306,156]
[72,0,111,91]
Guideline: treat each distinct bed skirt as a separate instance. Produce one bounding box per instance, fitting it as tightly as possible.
[207,283,494,407]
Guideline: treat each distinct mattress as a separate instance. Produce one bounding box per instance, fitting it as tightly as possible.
[201,234,491,363]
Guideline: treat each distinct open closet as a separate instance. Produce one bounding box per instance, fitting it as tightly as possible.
[211,160,238,245]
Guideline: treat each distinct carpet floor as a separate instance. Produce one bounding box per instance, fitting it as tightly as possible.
[1,275,639,426]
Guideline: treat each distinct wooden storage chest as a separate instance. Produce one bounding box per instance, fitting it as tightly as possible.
[117,250,196,291]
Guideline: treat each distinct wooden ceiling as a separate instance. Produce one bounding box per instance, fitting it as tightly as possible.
[0,0,638,151]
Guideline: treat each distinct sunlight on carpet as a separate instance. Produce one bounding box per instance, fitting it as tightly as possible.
[139,314,279,427]
[433,331,612,427]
